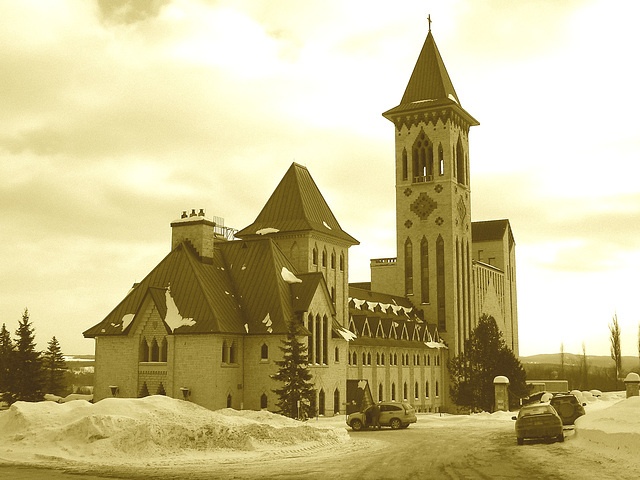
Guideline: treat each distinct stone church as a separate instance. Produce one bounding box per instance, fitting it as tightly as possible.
[84,27,517,414]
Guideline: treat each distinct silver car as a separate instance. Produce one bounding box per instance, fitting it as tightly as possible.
[347,402,417,431]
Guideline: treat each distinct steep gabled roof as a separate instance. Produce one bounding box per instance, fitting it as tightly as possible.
[236,163,358,245]
[290,272,335,316]
[383,30,478,126]
[83,242,244,337]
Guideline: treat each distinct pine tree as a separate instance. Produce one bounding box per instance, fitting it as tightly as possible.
[12,308,45,403]
[0,323,15,402]
[448,314,530,412]
[609,313,622,387]
[272,320,315,419]
[43,336,67,396]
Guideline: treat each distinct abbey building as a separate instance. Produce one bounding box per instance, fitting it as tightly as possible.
[84,27,518,414]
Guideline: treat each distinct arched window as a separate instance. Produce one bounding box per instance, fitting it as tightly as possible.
[318,389,325,416]
[403,382,408,400]
[362,352,366,365]
[435,381,439,397]
[312,247,318,265]
[394,353,398,365]
[353,352,357,365]
[322,315,328,364]
[331,252,336,269]
[415,382,419,399]
[402,148,408,181]
[456,137,465,185]
[426,381,430,398]
[379,383,383,402]
[227,393,232,408]
[160,338,168,362]
[339,253,344,271]
[334,346,339,362]
[229,341,237,363]
[260,393,268,409]
[140,338,149,362]
[315,314,321,364]
[322,250,327,267]
[421,237,429,304]
[334,389,340,414]
[412,130,433,181]
[436,235,446,331]
[381,353,385,365]
[307,314,314,364]
[405,238,413,295]
[261,343,269,360]
[151,338,159,362]
[391,383,396,401]
[376,352,380,365]
[438,144,444,176]
[222,340,228,363]
[427,354,431,366]
[367,352,372,365]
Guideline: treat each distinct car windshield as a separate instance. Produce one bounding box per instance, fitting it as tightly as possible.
[519,405,554,417]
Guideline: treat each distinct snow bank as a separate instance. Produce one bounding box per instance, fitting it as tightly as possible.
[576,395,640,453]
[0,396,348,464]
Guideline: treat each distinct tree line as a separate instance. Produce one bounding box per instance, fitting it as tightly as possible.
[0,308,67,405]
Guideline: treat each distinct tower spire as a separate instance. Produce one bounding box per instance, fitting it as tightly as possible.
[428,14,432,32]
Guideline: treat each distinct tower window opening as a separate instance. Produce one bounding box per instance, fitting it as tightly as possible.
[404,238,413,296]
[402,148,408,181]
[438,144,444,175]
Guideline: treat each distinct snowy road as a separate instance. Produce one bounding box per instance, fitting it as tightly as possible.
[2,413,637,480]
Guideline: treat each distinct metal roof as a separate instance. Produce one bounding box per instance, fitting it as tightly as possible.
[472,219,514,244]
[84,237,313,338]
[383,30,478,126]
[236,163,358,245]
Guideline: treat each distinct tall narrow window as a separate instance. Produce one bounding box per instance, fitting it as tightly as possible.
[334,346,339,362]
[318,389,325,416]
[322,315,328,364]
[260,393,268,409]
[315,315,321,364]
[261,343,269,360]
[379,383,383,402]
[160,338,168,362]
[436,235,446,331]
[222,340,228,363]
[420,237,429,304]
[331,252,336,269]
[229,341,236,363]
[151,338,159,362]
[322,250,327,267]
[307,314,314,364]
[415,382,419,399]
[404,238,413,295]
[426,381,430,398]
[334,389,340,414]
[391,383,396,401]
[435,381,440,397]
[402,148,408,181]
[339,253,344,271]
[140,338,149,362]
[456,137,465,185]
[403,382,408,400]
[312,247,318,265]
[227,394,232,408]
[438,144,444,175]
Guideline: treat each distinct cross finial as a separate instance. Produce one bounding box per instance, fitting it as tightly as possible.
[428,14,432,32]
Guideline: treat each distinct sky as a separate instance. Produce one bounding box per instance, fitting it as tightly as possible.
[1,0,639,358]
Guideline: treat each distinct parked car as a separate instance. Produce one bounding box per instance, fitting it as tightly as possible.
[347,402,417,431]
[513,403,564,445]
[550,394,586,425]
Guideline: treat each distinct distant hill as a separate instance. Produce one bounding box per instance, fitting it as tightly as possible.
[520,353,639,372]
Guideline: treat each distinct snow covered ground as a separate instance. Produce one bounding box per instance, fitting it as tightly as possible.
[0,391,638,477]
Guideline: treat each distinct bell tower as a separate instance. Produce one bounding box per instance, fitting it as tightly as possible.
[382,26,479,355]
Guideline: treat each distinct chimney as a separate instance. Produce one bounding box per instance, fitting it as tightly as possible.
[170,209,216,261]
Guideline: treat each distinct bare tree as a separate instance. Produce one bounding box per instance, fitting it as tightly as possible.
[609,314,622,387]
[581,342,588,390]
[560,341,565,379]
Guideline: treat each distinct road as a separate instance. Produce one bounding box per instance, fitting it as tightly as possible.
[1,416,636,479]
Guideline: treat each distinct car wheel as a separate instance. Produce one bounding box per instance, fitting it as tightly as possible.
[557,433,565,443]
[390,418,402,430]
[517,437,524,445]
[351,419,364,431]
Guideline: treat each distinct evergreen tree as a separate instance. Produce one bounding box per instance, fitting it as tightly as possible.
[43,336,67,396]
[581,342,589,390]
[0,323,15,402]
[448,314,530,412]
[559,342,565,379]
[12,308,45,403]
[272,320,315,419]
[609,313,622,387]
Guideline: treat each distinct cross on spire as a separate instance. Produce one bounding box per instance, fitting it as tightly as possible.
[428,14,432,32]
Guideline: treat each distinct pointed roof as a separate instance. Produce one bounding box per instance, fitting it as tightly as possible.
[236,163,358,245]
[383,30,478,126]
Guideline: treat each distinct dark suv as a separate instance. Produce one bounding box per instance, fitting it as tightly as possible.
[549,394,586,425]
